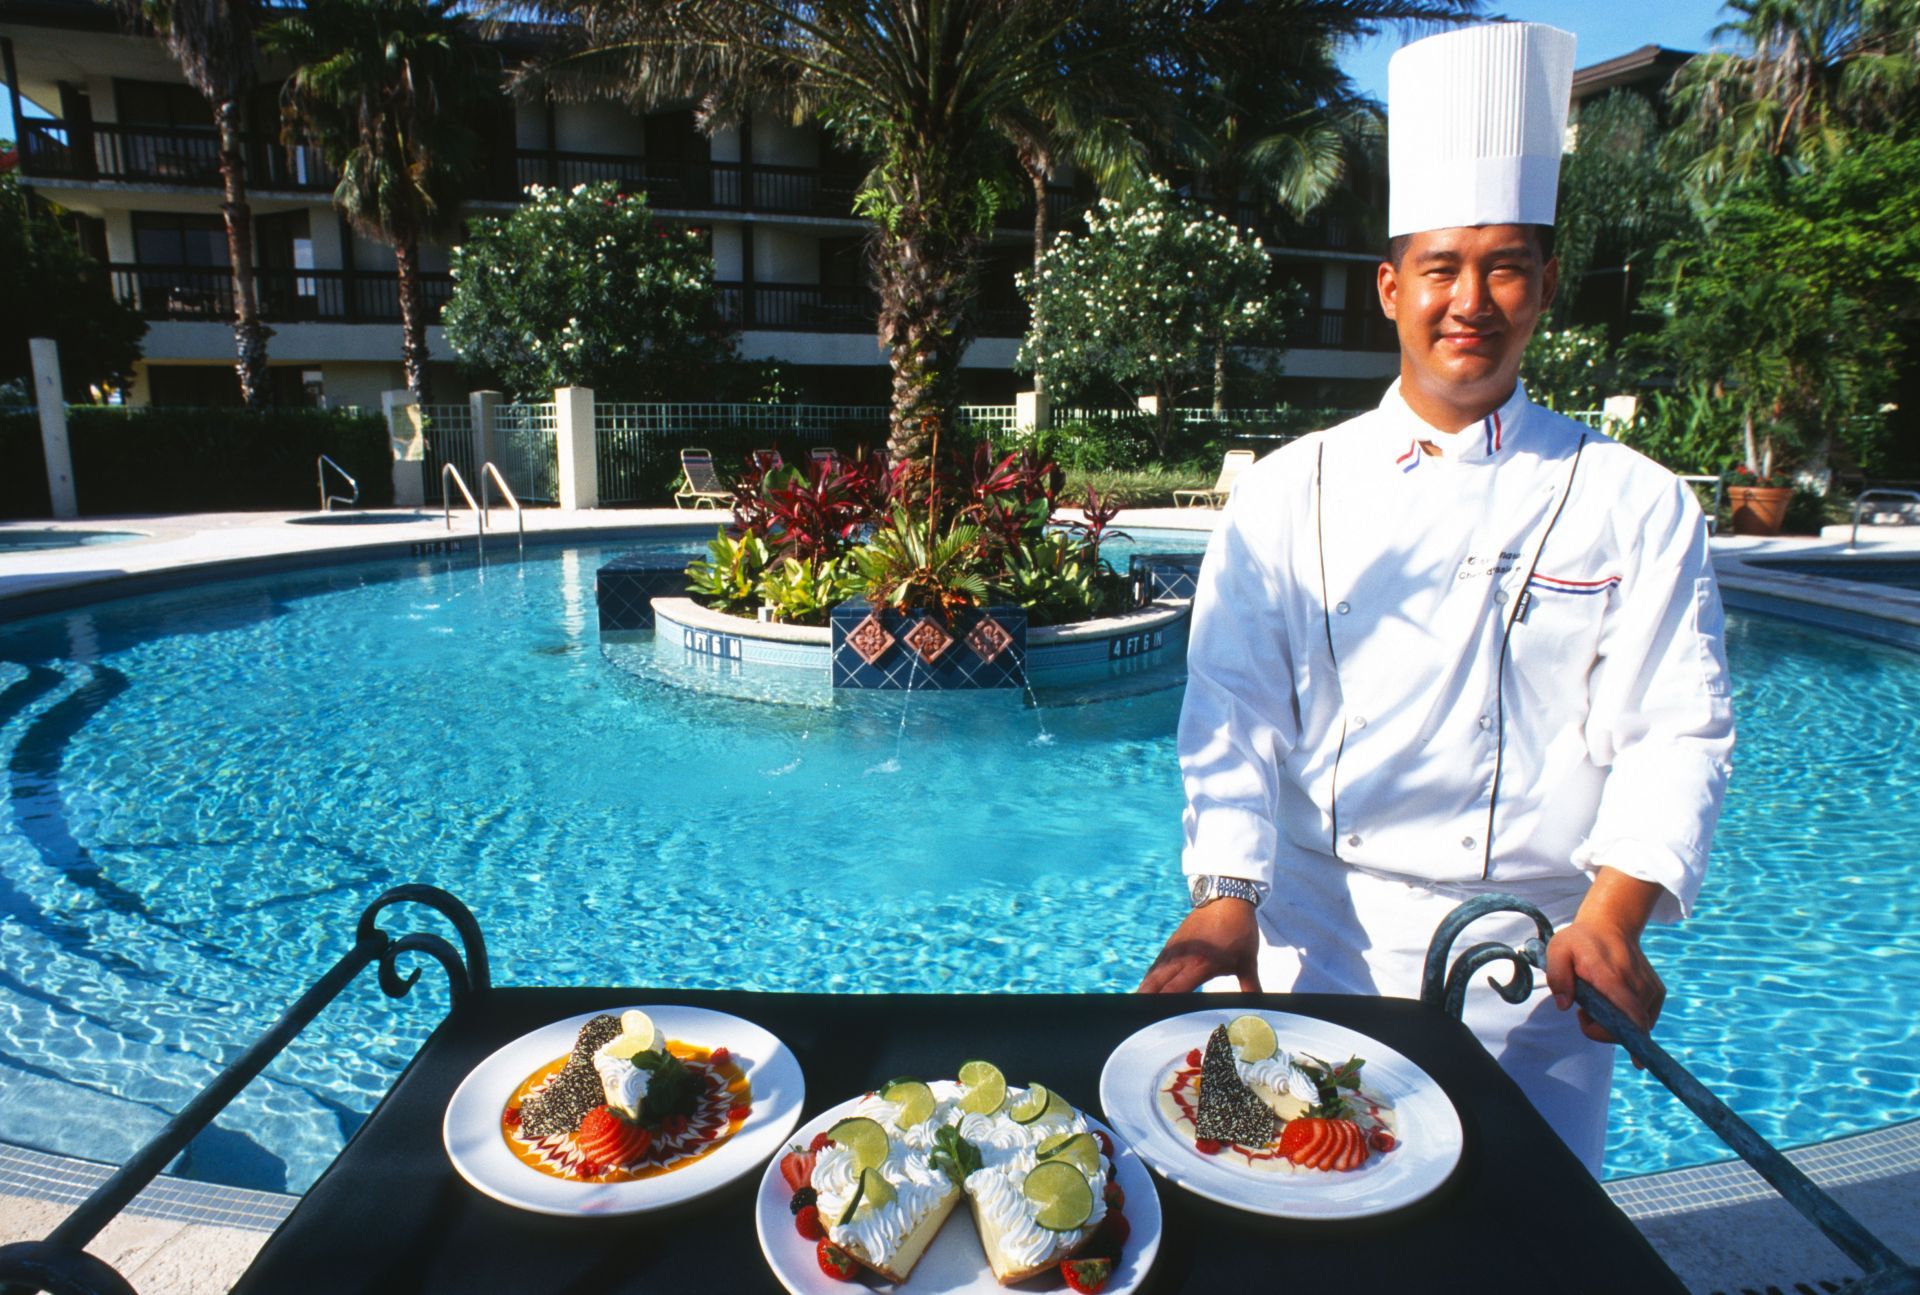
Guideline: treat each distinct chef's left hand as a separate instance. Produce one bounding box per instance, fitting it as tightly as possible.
[1546,869,1667,1062]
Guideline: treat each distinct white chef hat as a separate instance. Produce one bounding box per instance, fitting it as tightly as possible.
[1387,23,1577,237]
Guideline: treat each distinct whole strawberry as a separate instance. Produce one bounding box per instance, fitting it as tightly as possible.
[816,1240,858,1281]
[1062,1256,1114,1293]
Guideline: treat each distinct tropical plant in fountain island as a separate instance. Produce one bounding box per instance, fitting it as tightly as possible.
[685,434,1133,629]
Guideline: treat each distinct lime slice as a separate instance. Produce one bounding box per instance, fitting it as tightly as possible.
[601,1009,656,1060]
[859,1167,896,1211]
[1022,1160,1094,1231]
[1009,1083,1050,1124]
[837,1169,864,1225]
[957,1060,1006,1116]
[1035,1131,1100,1174]
[1227,1013,1277,1063]
[880,1078,936,1128]
[827,1116,890,1170]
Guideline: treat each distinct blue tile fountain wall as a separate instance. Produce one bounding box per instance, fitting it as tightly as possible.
[596,553,695,630]
[829,599,1029,690]
[1129,552,1207,604]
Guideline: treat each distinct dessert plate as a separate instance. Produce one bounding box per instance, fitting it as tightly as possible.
[755,1092,1161,1294]
[1099,1009,1462,1219]
[444,1005,804,1216]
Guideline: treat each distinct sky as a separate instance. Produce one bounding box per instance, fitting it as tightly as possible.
[1,1,1737,148]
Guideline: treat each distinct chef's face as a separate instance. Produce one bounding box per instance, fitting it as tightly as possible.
[1377,224,1558,421]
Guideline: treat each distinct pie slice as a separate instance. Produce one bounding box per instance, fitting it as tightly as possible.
[1194,1025,1278,1148]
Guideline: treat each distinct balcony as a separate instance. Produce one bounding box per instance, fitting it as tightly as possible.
[20,120,335,192]
[711,282,1030,337]
[108,263,453,324]
[1288,305,1397,351]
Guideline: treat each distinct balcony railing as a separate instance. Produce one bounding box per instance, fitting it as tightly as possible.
[20,119,335,192]
[711,281,1030,336]
[1289,305,1398,352]
[108,263,453,324]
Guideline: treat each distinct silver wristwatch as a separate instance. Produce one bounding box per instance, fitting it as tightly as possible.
[1188,875,1268,910]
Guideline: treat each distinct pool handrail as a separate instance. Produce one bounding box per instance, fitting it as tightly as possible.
[317,455,358,513]
[480,461,524,558]
[1424,895,1919,1294]
[0,885,491,1295]
[1847,488,1920,551]
[442,462,484,558]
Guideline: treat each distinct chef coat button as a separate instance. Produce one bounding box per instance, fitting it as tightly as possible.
[1478,715,1492,731]
[1336,601,1351,615]
[1353,715,1368,729]
[1347,834,1361,848]
[1461,836,1477,850]
[1494,589,1510,605]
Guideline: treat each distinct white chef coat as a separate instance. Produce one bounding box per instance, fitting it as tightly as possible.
[1178,380,1735,1169]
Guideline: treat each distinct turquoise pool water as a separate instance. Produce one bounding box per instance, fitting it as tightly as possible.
[0,530,146,552]
[0,534,1913,1191]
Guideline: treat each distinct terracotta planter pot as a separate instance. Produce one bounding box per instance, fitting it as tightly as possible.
[1728,485,1792,536]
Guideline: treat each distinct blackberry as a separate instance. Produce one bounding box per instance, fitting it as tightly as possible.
[789,1186,818,1215]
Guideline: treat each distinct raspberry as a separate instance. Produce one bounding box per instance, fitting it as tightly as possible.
[789,1186,818,1215]
[1186,1048,1203,1068]
[501,1107,521,1130]
[1093,1130,1114,1157]
[1369,1129,1397,1154]
[793,1204,824,1240]
[809,1131,833,1152]
[708,1046,731,1067]
[817,1240,858,1281]
[729,1104,752,1122]
[574,1160,603,1179]
[1102,1181,1125,1210]
[1193,1138,1222,1155]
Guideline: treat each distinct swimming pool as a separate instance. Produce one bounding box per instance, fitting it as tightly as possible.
[1750,557,1920,591]
[0,529,146,552]
[0,534,1913,1191]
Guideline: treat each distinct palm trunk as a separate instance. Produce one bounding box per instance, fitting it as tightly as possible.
[1213,337,1228,416]
[394,231,431,404]
[876,206,979,464]
[1742,410,1759,472]
[215,97,272,408]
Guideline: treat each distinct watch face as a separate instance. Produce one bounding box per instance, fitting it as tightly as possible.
[1189,876,1210,906]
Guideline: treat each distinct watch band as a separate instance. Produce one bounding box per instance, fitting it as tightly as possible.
[1188,875,1267,909]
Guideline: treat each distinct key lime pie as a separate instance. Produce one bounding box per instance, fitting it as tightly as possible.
[502,1009,752,1181]
[1159,1015,1399,1174]
[779,1062,1127,1286]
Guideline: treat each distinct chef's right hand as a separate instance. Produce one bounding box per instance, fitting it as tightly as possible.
[1138,899,1262,993]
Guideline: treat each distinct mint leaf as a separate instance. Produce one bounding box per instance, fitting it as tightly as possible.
[930,1126,981,1187]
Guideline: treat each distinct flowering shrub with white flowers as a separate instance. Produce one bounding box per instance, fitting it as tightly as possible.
[1017,181,1277,454]
[443,181,743,400]
[1519,324,1616,413]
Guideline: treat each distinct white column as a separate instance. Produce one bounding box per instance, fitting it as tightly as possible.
[1136,394,1161,418]
[383,388,425,507]
[1015,389,1052,434]
[554,385,598,510]
[28,339,78,519]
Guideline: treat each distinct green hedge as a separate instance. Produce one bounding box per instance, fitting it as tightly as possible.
[0,406,395,518]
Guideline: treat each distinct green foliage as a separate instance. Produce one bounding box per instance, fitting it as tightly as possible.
[1613,385,1745,477]
[0,177,148,400]
[442,182,744,401]
[756,555,860,626]
[993,531,1130,628]
[684,529,771,614]
[1019,183,1282,453]
[1061,465,1215,508]
[0,406,391,518]
[851,507,991,616]
[1520,326,1616,413]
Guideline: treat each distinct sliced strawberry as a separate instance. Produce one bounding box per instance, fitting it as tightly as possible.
[1335,1121,1365,1171]
[1285,1118,1327,1168]
[1276,1117,1316,1162]
[808,1131,834,1153]
[778,1150,817,1192]
[1062,1256,1115,1293]
[575,1106,652,1169]
[1306,1121,1341,1170]
[817,1240,858,1281]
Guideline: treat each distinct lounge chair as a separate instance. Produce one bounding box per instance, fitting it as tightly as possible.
[1173,449,1257,509]
[750,448,784,475]
[674,448,734,509]
[808,447,840,471]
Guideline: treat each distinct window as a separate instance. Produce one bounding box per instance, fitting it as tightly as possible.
[133,212,228,267]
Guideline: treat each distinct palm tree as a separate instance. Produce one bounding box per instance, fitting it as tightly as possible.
[512,0,1471,463]
[1667,0,1920,193]
[264,0,489,403]
[117,0,273,407]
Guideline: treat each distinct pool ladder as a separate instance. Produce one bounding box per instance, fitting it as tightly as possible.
[1846,488,1920,551]
[440,463,525,559]
[318,455,358,512]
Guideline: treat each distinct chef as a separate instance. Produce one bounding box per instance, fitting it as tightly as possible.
[1139,22,1735,1173]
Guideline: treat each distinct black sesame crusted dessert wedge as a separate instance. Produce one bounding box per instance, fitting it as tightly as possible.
[1193,1025,1278,1148]
[517,1014,622,1138]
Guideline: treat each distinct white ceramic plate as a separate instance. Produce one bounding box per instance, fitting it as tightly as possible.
[443,1005,805,1216]
[755,1088,1161,1294]
[1098,1009,1462,1219]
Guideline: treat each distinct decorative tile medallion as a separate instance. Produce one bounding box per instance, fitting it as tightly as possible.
[965,614,1014,664]
[846,612,896,666]
[902,616,954,665]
